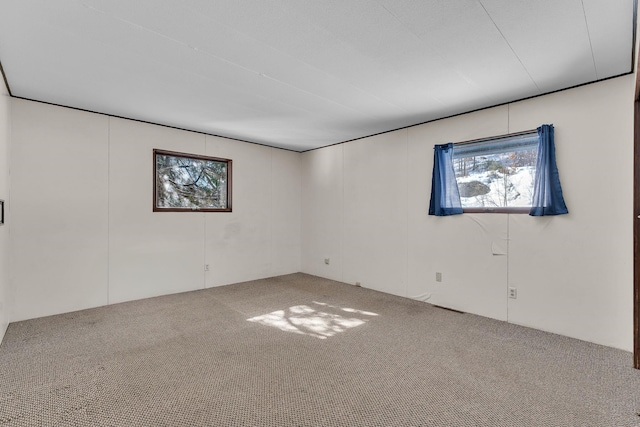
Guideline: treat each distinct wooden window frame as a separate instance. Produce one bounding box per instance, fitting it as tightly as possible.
[153,149,232,213]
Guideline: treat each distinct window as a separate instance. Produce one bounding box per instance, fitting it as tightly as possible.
[429,124,567,217]
[452,131,538,213]
[154,149,232,212]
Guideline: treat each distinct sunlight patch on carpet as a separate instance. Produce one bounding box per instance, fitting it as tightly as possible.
[247,303,377,339]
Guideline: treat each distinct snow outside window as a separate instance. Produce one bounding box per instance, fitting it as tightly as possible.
[452,131,538,211]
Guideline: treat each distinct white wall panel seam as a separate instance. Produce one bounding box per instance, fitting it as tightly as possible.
[507,102,511,323]
[7,98,13,323]
[270,147,274,276]
[341,145,345,283]
[202,134,206,290]
[298,152,302,275]
[405,129,409,298]
[506,214,510,322]
[203,210,206,289]
[107,116,111,305]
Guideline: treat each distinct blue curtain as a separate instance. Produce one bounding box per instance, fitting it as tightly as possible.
[530,124,568,216]
[429,143,463,216]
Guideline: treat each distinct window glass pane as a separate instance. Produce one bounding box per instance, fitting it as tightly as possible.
[452,133,538,209]
[155,151,229,210]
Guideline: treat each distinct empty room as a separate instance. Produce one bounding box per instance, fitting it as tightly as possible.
[1,1,640,426]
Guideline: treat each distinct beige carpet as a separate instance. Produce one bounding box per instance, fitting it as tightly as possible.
[0,273,639,426]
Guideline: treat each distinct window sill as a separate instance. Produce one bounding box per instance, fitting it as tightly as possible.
[462,207,530,214]
[153,207,232,213]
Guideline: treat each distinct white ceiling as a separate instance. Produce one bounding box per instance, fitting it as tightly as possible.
[0,0,634,151]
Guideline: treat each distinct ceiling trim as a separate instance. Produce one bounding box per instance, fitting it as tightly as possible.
[9,95,299,153]
[3,71,635,154]
[303,70,634,153]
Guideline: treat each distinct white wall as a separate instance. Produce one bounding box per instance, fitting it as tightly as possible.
[4,74,634,352]
[0,77,10,343]
[9,100,301,321]
[108,118,206,304]
[301,144,344,282]
[507,80,633,349]
[302,75,634,351]
[11,102,109,321]
[204,136,301,287]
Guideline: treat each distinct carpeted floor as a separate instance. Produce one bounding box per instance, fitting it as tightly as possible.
[0,273,639,426]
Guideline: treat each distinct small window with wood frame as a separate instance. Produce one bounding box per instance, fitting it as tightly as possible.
[154,149,232,212]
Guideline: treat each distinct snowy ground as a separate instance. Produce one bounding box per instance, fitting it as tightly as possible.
[456,166,535,208]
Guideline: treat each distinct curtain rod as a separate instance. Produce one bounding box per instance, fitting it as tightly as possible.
[453,128,538,147]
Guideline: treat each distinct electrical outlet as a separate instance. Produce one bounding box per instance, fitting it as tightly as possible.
[204,264,210,271]
[324,258,330,265]
[436,272,442,282]
[508,287,517,299]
